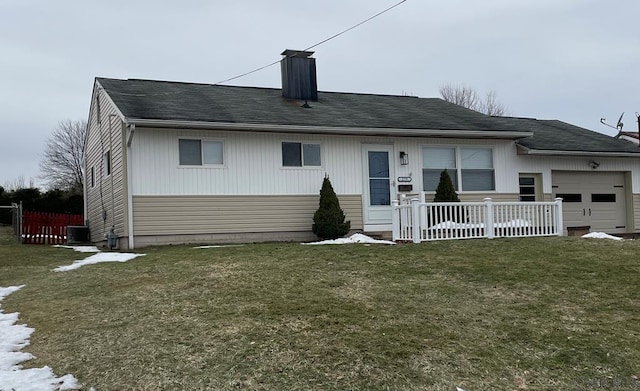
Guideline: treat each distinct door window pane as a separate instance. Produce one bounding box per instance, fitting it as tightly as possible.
[368,152,389,178]
[556,193,582,203]
[369,179,390,205]
[591,194,616,203]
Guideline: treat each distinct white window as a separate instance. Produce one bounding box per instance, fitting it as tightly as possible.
[460,148,494,191]
[103,151,111,176]
[90,166,95,188]
[422,147,458,191]
[282,142,321,167]
[422,147,494,192]
[179,139,224,166]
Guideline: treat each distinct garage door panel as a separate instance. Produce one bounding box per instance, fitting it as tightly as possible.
[552,171,627,233]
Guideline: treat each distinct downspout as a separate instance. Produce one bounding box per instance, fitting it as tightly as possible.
[126,124,135,249]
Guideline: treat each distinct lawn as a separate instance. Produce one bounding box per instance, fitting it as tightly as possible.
[1,227,639,390]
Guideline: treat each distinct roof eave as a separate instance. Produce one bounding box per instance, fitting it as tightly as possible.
[125,118,533,139]
[516,144,640,157]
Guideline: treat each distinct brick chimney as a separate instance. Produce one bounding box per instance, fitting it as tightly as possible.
[281,50,318,101]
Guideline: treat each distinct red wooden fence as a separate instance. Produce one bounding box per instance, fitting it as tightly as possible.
[22,211,84,245]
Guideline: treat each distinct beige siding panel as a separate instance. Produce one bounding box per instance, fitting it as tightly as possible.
[458,193,519,202]
[634,194,640,231]
[85,82,128,243]
[133,195,363,236]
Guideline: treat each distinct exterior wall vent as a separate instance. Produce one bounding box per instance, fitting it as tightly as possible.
[281,49,318,101]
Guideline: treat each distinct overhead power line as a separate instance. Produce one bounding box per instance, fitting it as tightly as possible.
[214,0,407,85]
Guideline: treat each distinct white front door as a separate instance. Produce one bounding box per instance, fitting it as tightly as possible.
[362,144,396,228]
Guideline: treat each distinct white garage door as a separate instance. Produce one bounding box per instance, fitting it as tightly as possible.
[552,171,627,233]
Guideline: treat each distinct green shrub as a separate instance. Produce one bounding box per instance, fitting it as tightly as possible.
[433,169,465,223]
[433,169,460,202]
[312,176,351,239]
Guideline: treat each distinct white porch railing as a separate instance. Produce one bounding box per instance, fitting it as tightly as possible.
[392,194,563,243]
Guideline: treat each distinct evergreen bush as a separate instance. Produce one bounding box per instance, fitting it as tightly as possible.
[312,176,351,239]
[433,169,465,223]
[433,169,460,202]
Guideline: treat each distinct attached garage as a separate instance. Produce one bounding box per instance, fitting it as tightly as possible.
[552,171,628,234]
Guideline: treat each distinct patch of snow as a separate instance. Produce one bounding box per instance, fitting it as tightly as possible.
[0,285,80,391]
[456,387,466,391]
[302,233,395,245]
[52,245,100,253]
[193,244,245,249]
[582,232,623,240]
[53,252,145,272]
[429,219,531,230]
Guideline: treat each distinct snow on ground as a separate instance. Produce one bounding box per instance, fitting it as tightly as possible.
[53,252,145,272]
[303,233,396,245]
[0,285,79,391]
[582,232,623,240]
[52,245,100,253]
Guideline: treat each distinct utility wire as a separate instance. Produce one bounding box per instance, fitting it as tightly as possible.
[214,0,407,85]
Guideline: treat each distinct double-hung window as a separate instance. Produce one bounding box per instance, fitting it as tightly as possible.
[422,147,458,191]
[179,139,224,166]
[423,146,495,191]
[282,142,321,167]
[460,148,494,191]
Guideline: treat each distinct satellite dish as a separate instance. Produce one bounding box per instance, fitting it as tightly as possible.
[616,112,624,131]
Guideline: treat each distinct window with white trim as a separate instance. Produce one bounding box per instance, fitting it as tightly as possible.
[422,146,495,191]
[103,151,111,177]
[90,166,95,188]
[179,139,224,166]
[282,142,321,167]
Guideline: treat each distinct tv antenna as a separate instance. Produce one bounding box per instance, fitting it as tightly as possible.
[600,112,624,137]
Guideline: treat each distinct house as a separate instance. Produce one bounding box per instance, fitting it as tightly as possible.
[84,50,640,249]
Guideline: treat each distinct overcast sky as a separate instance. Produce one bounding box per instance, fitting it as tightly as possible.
[1,0,638,189]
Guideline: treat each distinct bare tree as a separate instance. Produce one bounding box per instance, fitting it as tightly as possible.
[482,90,507,116]
[439,84,507,116]
[3,175,32,191]
[39,119,87,192]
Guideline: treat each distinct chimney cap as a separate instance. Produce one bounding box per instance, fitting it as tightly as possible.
[281,49,315,58]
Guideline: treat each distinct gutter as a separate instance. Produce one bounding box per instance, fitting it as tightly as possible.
[516,144,640,157]
[124,118,533,140]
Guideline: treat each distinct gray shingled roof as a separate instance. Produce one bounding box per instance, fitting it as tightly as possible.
[493,117,640,154]
[97,77,640,155]
[97,77,517,132]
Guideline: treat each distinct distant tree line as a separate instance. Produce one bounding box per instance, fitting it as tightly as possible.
[0,187,82,225]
